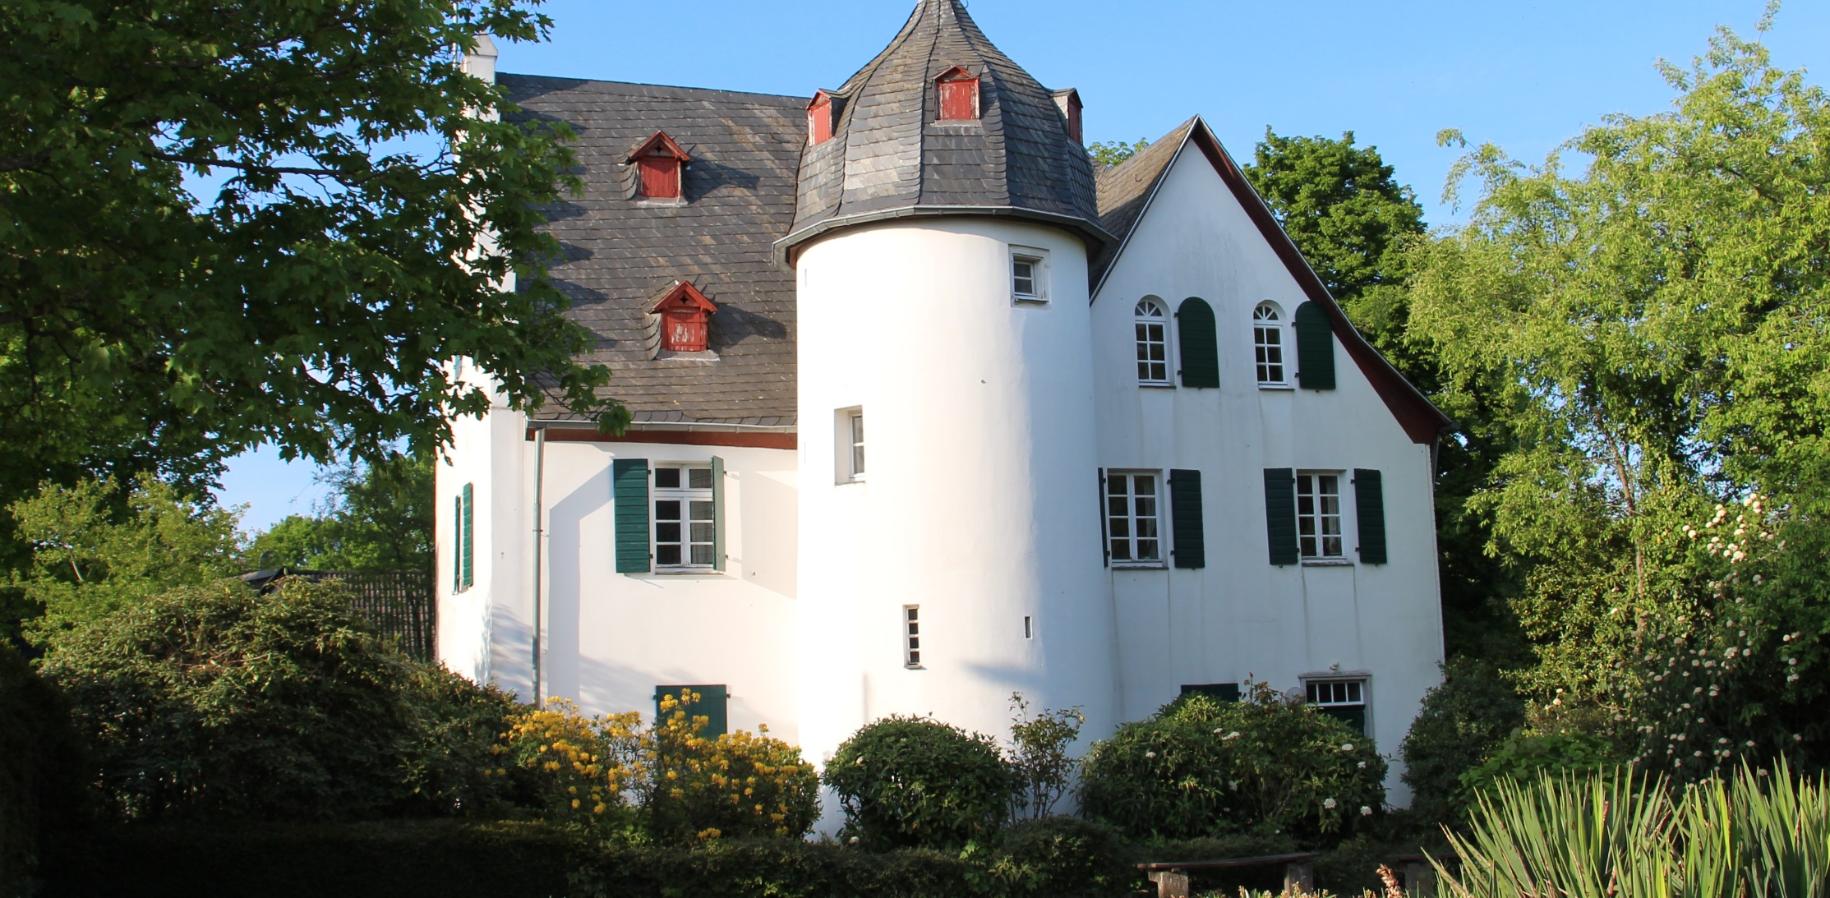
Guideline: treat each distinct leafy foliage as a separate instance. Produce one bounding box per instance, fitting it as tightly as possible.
[823,715,1018,850]
[0,0,620,532]
[246,451,435,572]
[1078,684,1386,842]
[1457,730,1625,808]
[1399,656,1527,824]
[1088,137,1149,167]
[6,476,242,646]
[1003,692,1084,821]
[967,816,1134,898]
[35,578,512,821]
[495,693,820,843]
[0,640,90,895]
[1438,762,1830,898]
[1407,27,1830,704]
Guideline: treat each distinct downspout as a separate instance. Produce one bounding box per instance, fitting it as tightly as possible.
[531,424,547,704]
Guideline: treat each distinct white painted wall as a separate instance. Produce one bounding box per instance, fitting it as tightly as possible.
[1090,138,1445,805]
[794,218,1119,812]
[435,365,528,688]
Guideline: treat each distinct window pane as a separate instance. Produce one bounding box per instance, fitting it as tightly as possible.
[655,468,681,489]
[656,546,682,566]
[689,544,715,565]
[690,523,714,543]
[1137,538,1158,560]
[655,499,681,521]
[688,468,713,490]
[1110,539,1131,561]
[852,445,866,476]
[657,522,682,543]
[689,500,715,521]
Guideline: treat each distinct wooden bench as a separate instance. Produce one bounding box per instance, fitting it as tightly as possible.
[1136,852,1319,898]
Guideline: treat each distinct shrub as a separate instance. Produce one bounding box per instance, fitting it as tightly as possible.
[1,640,90,896]
[1079,683,1386,843]
[497,691,820,842]
[968,816,1134,898]
[1456,728,1622,807]
[36,578,517,822]
[1399,656,1525,824]
[1004,692,1085,821]
[1438,761,1830,897]
[823,715,1018,849]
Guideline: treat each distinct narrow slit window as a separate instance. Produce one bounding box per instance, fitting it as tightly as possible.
[1134,299,1169,385]
[837,407,865,483]
[904,605,921,667]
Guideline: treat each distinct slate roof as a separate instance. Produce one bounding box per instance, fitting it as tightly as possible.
[500,75,805,426]
[780,0,1110,255]
[1091,118,1198,286]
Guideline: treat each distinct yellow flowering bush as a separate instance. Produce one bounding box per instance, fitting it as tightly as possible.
[495,692,818,843]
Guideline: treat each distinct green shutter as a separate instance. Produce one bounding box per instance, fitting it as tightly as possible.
[1176,297,1219,388]
[1097,469,1109,568]
[655,684,728,738]
[1354,469,1387,564]
[612,459,650,574]
[1263,468,1299,566]
[710,456,726,572]
[1169,468,1205,569]
[460,483,474,588]
[1293,301,1335,390]
[452,494,462,592]
[1179,683,1241,702]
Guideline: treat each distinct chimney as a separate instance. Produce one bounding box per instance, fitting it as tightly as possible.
[1052,88,1083,145]
[461,33,499,86]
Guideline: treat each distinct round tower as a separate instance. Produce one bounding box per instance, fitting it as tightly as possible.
[786,0,1117,788]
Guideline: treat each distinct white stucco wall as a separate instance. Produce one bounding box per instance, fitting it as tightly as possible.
[793,218,1119,793]
[436,368,529,688]
[1090,138,1445,805]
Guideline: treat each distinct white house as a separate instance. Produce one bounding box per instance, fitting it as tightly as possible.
[437,0,1450,812]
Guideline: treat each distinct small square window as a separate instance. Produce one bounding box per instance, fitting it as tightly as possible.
[1011,248,1048,304]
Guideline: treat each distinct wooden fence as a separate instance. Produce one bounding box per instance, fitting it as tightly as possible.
[241,568,436,662]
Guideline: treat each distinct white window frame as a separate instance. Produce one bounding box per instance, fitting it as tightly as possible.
[1010,247,1049,304]
[1254,301,1288,387]
[903,605,922,668]
[1134,298,1170,386]
[1105,469,1164,567]
[652,463,716,571]
[835,406,865,484]
[1295,471,1346,561]
[1304,676,1370,736]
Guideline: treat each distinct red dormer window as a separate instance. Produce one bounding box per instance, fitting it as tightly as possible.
[936,66,979,121]
[1054,88,1083,144]
[626,131,691,201]
[652,280,717,353]
[808,90,836,145]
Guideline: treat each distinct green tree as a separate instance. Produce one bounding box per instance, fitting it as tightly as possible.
[0,0,621,530]
[1088,138,1149,167]
[5,476,243,646]
[1407,26,1830,701]
[246,452,434,572]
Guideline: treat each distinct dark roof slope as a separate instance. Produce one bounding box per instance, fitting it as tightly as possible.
[501,75,804,426]
[780,0,1108,256]
[1091,118,1197,285]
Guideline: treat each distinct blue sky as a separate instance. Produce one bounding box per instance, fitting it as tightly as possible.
[215,0,1828,532]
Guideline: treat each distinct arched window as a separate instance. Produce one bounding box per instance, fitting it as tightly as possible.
[1253,302,1286,385]
[1134,298,1169,385]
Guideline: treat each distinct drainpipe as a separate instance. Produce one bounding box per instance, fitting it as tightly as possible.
[531,424,547,703]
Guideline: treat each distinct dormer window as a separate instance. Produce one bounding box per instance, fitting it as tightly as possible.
[1052,88,1083,144]
[936,66,979,121]
[626,131,691,201]
[808,90,837,146]
[651,280,717,354]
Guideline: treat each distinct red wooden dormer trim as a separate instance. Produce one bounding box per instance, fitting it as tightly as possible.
[935,66,980,121]
[626,131,691,200]
[650,280,718,353]
[807,90,837,146]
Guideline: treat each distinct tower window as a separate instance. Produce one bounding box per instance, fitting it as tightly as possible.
[1254,302,1287,385]
[1011,247,1048,303]
[1134,298,1170,385]
[626,131,691,201]
[835,407,865,483]
[904,605,922,667]
[936,66,979,121]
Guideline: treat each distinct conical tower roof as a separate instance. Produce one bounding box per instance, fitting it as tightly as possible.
[779,0,1109,257]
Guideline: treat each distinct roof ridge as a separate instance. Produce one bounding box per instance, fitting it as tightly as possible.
[496,72,806,104]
